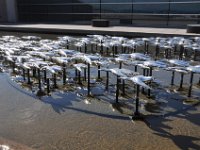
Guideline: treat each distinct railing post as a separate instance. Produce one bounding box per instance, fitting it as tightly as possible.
[167,0,171,27]
[100,0,102,19]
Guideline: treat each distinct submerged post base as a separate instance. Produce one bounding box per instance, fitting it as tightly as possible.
[36,90,46,97]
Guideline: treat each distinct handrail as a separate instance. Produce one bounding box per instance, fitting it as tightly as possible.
[18,1,200,6]
[18,12,200,16]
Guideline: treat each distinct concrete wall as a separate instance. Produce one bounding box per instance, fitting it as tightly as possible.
[0,0,17,23]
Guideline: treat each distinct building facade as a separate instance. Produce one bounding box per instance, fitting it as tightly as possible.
[0,0,17,22]
[1,0,200,27]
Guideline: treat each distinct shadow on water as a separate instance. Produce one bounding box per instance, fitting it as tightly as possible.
[155,132,200,150]
[6,70,200,124]
[6,74,129,121]
[41,92,129,121]
[148,104,200,150]
[6,74,38,99]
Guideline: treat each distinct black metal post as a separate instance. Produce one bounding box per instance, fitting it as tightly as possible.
[122,46,125,53]
[198,77,200,85]
[12,61,15,73]
[194,50,197,61]
[144,41,147,54]
[53,73,57,88]
[165,49,169,59]
[75,60,78,77]
[188,72,194,97]
[143,68,146,76]
[148,67,153,97]
[122,80,125,96]
[106,47,109,56]
[142,68,146,93]
[44,70,47,83]
[23,68,26,81]
[95,44,98,51]
[116,76,119,103]
[149,67,153,76]
[134,65,138,72]
[155,44,159,59]
[146,68,149,76]
[91,44,94,53]
[171,71,175,85]
[38,69,41,91]
[84,43,87,53]
[179,45,184,60]
[144,41,149,54]
[179,73,184,89]
[27,69,31,84]
[98,65,101,80]
[174,45,177,53]
[134,84,140,116]
[84,68,87,81]
[106,71,109,90]
[100,40,103,54]
[115,46,118,54]
[63,63,66,85]
[134,45,137,53]
[115,46,118,55]
[119,62,122,69]
[112,46,115,57]
[47,78,50,94]
[87,63,91,96]
[32,68,36,77]
[78,71,81,84]
[66,40,69,49]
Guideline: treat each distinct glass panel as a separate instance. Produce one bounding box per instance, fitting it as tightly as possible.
[17,0,200,25]
[170,2,200,14]
[133,3,169,14]
[28,5,47,14]
[47,5,73,14]
[70,14,96,20]
[101,4,132,13]
[72,4,100,13]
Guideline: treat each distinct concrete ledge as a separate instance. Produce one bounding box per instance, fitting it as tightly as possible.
[0,24,198,37]
[187,24,200,34]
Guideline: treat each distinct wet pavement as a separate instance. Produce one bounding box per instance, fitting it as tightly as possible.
[0,73,200,150]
